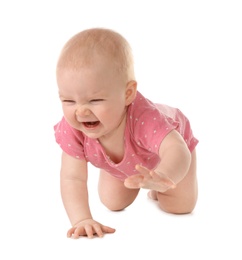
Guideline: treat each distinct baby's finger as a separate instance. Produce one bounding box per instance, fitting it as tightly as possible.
[101,225,116,234]
[124,174,143,189]
[67,227,76,238]
[92,224,104,237]
[84,224,95,239]
[135,164,151,175]
[73,226,86,238]
[151,171,176,189]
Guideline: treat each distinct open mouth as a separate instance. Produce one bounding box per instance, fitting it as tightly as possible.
[83,121,100,128]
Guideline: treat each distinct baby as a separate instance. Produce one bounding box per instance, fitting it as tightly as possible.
[54,28,199,239]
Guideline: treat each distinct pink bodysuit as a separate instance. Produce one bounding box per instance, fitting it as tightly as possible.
[54,91,198,181]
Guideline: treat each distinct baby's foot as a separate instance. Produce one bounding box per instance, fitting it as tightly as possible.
[148,190,158,200]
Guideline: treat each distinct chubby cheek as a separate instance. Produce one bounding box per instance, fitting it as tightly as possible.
[100,104,125,124]
[62,108,77,126]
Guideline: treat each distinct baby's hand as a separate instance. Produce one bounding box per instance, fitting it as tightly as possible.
[67,218,116,239]
[124,164,176,193]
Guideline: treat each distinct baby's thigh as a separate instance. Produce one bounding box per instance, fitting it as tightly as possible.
[98,169,139,211]
[157,149,198,214]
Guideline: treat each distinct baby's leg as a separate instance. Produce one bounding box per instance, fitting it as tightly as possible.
[98,169,140,211]
[152,149,198,214]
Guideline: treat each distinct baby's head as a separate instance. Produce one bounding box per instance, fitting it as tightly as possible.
[56,28,135,84]
[56,28,137,140]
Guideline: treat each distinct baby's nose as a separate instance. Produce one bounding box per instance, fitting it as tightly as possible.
[76,106,91,118]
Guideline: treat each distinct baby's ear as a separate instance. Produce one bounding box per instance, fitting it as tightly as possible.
[125,80,137,105]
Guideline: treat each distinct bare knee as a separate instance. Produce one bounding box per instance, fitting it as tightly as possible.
[99,187,140,211]
[98,170,139,211]
[99,195,136,211]
[156,192,198,214]
[158,199,197,214]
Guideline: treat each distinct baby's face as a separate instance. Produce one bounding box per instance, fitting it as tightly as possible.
[57,57,129,141]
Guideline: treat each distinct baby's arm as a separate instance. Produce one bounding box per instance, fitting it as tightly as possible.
[124,130,191,192]
[155,129,191,185]
[60,151,115,238]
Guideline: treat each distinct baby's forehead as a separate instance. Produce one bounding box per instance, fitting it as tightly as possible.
[61,55,115,75]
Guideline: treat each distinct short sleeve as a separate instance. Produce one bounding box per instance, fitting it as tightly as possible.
[133,103,198,153]
[54,117,85,160]
[127,92,198,155]
[130,107,179,154]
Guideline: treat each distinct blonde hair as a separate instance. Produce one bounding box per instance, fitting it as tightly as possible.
[56,28,135,81]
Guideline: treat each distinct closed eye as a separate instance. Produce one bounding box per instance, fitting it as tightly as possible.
[90,99,104,103]
[62,100,75,103]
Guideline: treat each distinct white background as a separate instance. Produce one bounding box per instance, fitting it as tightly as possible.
[0,0,241,259]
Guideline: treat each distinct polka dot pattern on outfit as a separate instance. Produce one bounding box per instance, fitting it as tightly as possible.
[54,91,198,181]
